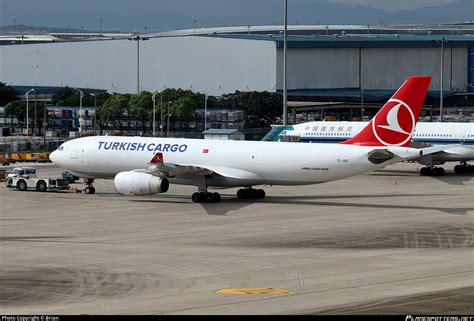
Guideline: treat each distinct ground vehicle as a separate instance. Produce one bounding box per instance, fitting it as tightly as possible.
[21,153,36,161]
[62,171,80,183]
[0,154,9,165]
[6,176,70,192]
[10,153,21,162]
[37,152,52,163]
[6,167,37,179]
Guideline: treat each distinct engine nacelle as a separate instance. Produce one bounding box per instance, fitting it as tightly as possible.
[114,171,169,196]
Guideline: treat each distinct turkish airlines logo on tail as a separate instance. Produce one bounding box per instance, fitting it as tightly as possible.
[372,99,415,146]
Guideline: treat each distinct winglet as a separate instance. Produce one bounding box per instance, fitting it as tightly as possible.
[149,152,164,164]
[342,76,431,147]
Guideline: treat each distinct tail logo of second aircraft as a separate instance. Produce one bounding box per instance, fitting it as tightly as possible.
[372,99,415,146]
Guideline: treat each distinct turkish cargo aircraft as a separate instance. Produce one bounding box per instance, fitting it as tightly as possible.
[277,121,474,176]
[50,76,430,203]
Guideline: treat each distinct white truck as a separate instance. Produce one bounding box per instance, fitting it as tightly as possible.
[6,167,37,179]
[6,176,70,192]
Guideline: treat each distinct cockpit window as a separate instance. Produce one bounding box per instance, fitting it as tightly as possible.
[58,145,64,151]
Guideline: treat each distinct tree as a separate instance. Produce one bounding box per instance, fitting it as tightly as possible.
[5,100,47,132]
[52,86,105,106]
[94,91,111,106]
[0,83,19,106]
[129,91,153,131]
[171,96,199,122]
[217,91,282,128]
[52,87,75,106]
[97,94,130,131]
[5,100,26,130]
[151,89,205,132]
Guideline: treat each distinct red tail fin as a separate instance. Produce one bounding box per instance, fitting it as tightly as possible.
[342,76,431,147]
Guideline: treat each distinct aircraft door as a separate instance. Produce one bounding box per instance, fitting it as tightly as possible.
[70,147,79,159]
[79,144,88,166]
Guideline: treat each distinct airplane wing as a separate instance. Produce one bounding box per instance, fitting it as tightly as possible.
[134,152,264,181]
[134,163,212,177]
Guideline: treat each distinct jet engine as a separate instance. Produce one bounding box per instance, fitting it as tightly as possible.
[114,171,169,196]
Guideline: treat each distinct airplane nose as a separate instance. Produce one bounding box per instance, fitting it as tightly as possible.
[49,150,59,164]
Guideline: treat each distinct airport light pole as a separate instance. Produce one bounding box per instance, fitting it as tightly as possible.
[90,93,97,133]
[152,91,159,137]
[34,91,37,144]
[25,88,35,135]
[282,0,288,125]
[439,37,447,122]
[73,88,84,134]
[43,94,47,146]
[203,93,208,130]
[128,35,149,93]
[160,89,164,136]
[167,101,172,138]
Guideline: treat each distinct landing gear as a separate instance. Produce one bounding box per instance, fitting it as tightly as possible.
[191,191,221,203]
[454,162,474,174]
[420,166,445,176]
[83,178,96,194]
[237,188,265,200]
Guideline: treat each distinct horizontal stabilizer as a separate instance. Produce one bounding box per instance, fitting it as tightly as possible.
[420,144,464,156]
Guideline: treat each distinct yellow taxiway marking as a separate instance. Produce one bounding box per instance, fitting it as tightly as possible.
[215,288,294,295]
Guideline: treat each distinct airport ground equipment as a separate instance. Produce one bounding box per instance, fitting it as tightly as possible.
[62,171,80,183]
[5,176,70,192]
[10,153,22,162]
[0,169,6,182]
[0,154,9,166]
[6,167,37,179]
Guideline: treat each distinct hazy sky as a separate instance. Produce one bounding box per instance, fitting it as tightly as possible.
[0,0,469,31]
[329,0,454,11]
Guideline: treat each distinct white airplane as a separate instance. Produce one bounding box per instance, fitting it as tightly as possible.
[50,76,431,203]
[276,120,474,176]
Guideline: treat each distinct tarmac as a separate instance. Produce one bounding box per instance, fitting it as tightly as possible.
[0,162,473,315]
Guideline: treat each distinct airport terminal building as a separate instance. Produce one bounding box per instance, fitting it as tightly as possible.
[0,23,474,122]
[1,24,474,104]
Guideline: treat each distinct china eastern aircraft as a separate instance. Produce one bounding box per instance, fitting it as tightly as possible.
[51,76,431,203]
[276,120,474,176]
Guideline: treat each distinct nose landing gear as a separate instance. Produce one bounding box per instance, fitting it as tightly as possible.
[83,178,96,194]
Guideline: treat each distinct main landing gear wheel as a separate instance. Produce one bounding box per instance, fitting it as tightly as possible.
[237,188,265,200]
[420,166,445,176]
[454,163,474,174]
[192,192,221,203]
[83,178,96,194]
[84,186,96,194]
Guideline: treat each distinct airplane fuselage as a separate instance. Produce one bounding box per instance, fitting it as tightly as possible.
[51,136,407,187]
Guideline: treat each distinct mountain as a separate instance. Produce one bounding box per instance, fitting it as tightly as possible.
[1,0,472,32]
